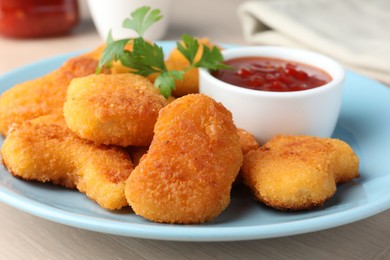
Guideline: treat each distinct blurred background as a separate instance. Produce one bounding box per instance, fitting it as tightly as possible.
[0,0,388,85]
[0,0,247,73]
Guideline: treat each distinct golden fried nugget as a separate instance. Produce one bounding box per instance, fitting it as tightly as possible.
[242,139,336,211]
[326,139,360,184]
[237,128,260,155]
[165,38,219,97]
[64,73,168,147]
[234,128,260,184]
[265,135,360,184]
[126,94,243,223]
[1,114,133,210]
[0,47,106,136]
[242,135,359,211]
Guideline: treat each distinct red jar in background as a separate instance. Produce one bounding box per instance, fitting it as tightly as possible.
[0,0,79,38]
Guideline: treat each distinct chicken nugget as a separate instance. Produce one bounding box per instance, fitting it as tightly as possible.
[0,47,106,136]
[234,128,260,184]
[242,137,336,210]
[64,73,168,147]
[237,128,260,155]
[126,94,243,223]
[1,114,133,210]
[326,138,360,184]
[265,135,359,184]
[242,135,359,211]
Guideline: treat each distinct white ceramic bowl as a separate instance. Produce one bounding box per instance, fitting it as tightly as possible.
[199,46,345,143]
[87,0,172,41]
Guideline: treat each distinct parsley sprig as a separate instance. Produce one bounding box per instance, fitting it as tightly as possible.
[97,6,230,98]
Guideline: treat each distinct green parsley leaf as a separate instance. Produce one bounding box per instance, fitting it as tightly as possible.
[154,72,175,98]
[195,45,231,70]
[176,34,199,64]
[106,29,114,45]
[153,70,185,98]
[169,70,185,81]
[120,37,167,76]
[96,6,229,98]
[122,6,163,37]
[96,37,129,73]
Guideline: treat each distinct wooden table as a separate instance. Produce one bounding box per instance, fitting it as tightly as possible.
[1,1,389,259]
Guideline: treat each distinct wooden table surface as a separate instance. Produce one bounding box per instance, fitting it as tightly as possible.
[0,1,389,259]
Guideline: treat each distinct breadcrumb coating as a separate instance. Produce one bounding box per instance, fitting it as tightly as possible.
[242,135,359,211]
[64,73,168,146]
[237,128,260,155]
[0,46,106,136]
[126,94,243,223]
[1,114,133,210]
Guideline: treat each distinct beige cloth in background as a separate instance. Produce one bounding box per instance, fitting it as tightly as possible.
[238,0,390,85]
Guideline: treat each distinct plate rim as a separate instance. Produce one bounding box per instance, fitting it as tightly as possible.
[1,181,390,241]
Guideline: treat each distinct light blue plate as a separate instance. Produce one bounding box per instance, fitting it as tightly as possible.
[0,42,390,242]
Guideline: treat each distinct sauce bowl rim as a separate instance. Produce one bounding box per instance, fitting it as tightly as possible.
[200,46,345,98]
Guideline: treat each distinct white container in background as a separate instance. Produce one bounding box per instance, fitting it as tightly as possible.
[87,0,172,41]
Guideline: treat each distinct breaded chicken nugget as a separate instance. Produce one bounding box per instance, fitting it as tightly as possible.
[265,135,360,184]
[0,47,106,136]
[1,114,133,210]
[242,135,359,211]
[64,73,168,147]
[234,128,260,184]
[242,141,336,211]
[126,94,243,223]
[165,38,219,97]
[326,138,360,184]
[237,128,260,155]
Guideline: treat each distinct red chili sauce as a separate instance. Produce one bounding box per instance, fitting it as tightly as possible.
[0,0,79,38]
[212,57,332,92]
